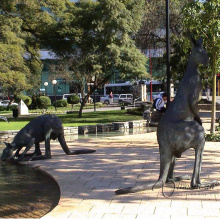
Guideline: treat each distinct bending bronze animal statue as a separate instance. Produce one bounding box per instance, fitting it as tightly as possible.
[0,116,9,123]
[116,37,217,195]
[1,114,95,161]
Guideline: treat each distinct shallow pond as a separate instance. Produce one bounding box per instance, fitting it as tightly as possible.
[0,145,60,218]
[77,126,157,139]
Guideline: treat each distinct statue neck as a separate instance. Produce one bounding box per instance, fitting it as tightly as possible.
[185,58,199,75]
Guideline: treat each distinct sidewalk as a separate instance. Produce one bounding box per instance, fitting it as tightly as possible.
[21,122,220,219]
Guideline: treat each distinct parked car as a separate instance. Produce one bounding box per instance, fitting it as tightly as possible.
[0,100,18,107]
[62,93,93,103]
[100,94,120,105]
[118,94,133,105]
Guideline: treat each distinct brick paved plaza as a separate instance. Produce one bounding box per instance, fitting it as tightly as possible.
[20,119,220,220]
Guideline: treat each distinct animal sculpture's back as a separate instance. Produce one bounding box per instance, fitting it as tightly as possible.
[1,114,95,161]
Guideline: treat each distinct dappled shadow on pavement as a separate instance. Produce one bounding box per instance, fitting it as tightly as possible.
[19,135,220,218]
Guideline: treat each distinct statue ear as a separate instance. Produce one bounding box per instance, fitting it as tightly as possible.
[190,36,197,47]
[197,37,203,46]
[3,142,12,148]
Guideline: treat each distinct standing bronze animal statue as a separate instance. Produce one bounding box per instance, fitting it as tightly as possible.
[1,114,95,161]
[116,37,217,195]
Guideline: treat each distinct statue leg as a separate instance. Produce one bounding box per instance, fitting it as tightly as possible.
[22,143,42,158]
[190,126,219,189]
[31,132,52,160]
[33,143,42,156]
[18,139,35,161]
[191,131,206,188]
[166,156,175,181]
[156,150,173,186]
[166,156,191,183]
[14,147,23,158]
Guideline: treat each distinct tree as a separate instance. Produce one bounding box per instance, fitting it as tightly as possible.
[182,0,220,133]
[0,0,71,96]
[53,0,148,117]
[136,0,193,81]
[0,13,31,95]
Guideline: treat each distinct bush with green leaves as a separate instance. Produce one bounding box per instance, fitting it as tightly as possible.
[205,133,220,142]
[126,107,143,116]
[0,106,6,111]
[15,95,32,106]
[67,95,80,110]
[37,96,51,109]
[54,99,68,107]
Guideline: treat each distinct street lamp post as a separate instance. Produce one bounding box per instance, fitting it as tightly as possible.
[166,0,171,106]
[44,82,48,96]
[52,79,57,111]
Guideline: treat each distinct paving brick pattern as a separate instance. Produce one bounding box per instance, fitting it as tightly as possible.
[20,122,220,219]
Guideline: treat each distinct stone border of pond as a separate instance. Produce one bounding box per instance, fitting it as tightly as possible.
[0,120,150,142]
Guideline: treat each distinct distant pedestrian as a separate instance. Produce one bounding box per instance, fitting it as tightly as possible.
[109,91,113,104]
[206,85,211,101]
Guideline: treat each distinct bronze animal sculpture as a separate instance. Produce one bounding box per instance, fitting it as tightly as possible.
[0,116,9,123]
[116,37,217,195]
[1,114,95,161]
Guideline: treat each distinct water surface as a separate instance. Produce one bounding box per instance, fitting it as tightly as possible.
[0,145,60,218]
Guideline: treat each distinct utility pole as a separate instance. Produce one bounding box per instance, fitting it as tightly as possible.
[166,0,171,105]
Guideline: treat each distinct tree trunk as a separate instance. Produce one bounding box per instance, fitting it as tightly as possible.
[78,102,84,118]
[210,51,216,134]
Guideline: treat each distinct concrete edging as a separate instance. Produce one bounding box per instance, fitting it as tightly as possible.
[0,120,149,142]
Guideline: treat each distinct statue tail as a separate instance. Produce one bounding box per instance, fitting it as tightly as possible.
[58,135,96,155]
[70,149,96,154]
[58,135,72,154]
[115,181,163,195]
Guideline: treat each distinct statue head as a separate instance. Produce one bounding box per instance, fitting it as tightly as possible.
[191,37,209,67]
[1,142,14,161]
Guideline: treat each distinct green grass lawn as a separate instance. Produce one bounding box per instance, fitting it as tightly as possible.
[0,110,143,131]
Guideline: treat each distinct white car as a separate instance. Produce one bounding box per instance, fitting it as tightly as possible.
[0,100,18,107]
[100,94,120,105]
[62,93,93,103]
[118,94,133,104]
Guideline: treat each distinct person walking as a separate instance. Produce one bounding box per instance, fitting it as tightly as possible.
[109,91,113,104]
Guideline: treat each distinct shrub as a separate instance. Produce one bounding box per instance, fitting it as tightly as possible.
[37,96,51,109]
[15,95,32,106]
[54,99,68,107]
[9,105,18,110]
[198,99,212,104]
[205,133,220,142]
[29,94,39,109]
[216,126,220,131]
[67,95,80,110]
[0,106,6,111]
[126,107,143,116]
[67,95,80,105]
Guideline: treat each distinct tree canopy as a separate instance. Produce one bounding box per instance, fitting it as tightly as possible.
[182,0,220,133]
[50,0,148,116]
[0,0,148,114]
[0,0,72,96]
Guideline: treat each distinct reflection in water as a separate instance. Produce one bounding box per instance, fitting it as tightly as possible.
[78,127,157,139]
[0,145,60,219]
